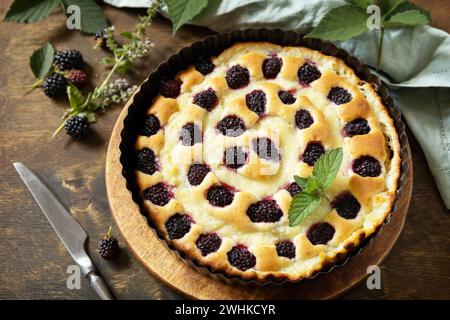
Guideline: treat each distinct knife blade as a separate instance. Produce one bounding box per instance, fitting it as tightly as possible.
[13,162,114,300]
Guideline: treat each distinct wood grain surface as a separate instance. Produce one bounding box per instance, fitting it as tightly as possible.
[106,95,413,299]
[0,0,449,299]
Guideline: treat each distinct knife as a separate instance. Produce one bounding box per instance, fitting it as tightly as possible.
[13,162,114,300]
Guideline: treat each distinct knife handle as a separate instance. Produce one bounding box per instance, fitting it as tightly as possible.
[86,272,114,300]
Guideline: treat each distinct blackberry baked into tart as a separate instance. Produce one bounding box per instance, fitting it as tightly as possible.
[132,42,401,282]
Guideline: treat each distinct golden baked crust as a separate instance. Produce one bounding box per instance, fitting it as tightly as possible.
[132,42,401,282]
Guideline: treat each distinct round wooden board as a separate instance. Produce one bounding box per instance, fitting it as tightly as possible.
[106,98,413,300]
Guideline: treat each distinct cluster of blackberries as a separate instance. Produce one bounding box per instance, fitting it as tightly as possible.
[43,49,87,99]
[40,48,92,138]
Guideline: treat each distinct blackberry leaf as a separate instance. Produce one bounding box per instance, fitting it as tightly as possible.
[347,0,373,9]
[305,5,368,41]
[62,0,108,35]
[384,9,430,27]
[166,0,208,33]
[4,0,60,23]
[29,42,54,79]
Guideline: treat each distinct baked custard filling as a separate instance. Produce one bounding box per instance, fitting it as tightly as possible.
[132,42,401,281]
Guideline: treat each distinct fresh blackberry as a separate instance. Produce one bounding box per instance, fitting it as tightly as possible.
[160,79,182,98]
[143,183,171,206]
[352,156,381,177]
[141,114,161,136]
[207,185,234,207]
[196,233,222,256]
[226,65,249,89]
[216,115,246,137]
[95,30,108,49]
[295,109,314,130]
[298,63,321,84]
[301,142,325,166]
[328,87,352,105]
[64,115,89,138]
[165,213,192,240]
[223,146,247,169]
[245,90,266,116]
[276,240,296,259]
[43,73,67,98]
[251,137,280,162]
[287,182,302,197]
[307,223,335,245]
[180,123,202,146]
[331,191,361,219]
[54,50,84,70]
[187,164,210,186]
[278,90,296,104]
[344,118,370,137]
[66,69,87,87]
[227,245,256,271]
[262,55,282,79]
[193,88,218,111]
[194,58,215,75]
[136,148,158,175]
[246,199,283,223]
[98,227,119,261]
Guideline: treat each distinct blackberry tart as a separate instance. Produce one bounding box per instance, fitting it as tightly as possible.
[132,42,401,282]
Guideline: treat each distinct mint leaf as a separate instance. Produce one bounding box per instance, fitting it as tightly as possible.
[305,177,320,194]
[63,0,108,34]
[294,175,320,194]
[120,31,133,39]
[288,193,322,227]
[67,84,85,109]
[294,176,309,190]
[29,42,54,79]
[116,60,133,74]
[313,148,343,190]
[305,5,368,41]
[166,0,209,33]
[4,0,61,23]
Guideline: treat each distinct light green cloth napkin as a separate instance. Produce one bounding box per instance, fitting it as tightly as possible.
[106,0,450,208]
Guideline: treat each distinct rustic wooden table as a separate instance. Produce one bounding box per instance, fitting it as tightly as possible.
[0,0,449,300]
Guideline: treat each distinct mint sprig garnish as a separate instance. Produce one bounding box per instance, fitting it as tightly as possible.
[288,148,343,227]
[305,0,431,69]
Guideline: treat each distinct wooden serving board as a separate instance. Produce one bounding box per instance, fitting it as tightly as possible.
[106,98,413,300]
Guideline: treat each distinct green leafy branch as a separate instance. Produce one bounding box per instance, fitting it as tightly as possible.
[4,0,107,34]
[4,0,212,35]
[305,0,431,70]
[288,148,343,227]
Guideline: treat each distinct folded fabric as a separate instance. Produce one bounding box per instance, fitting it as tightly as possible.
[105,0,450,208]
